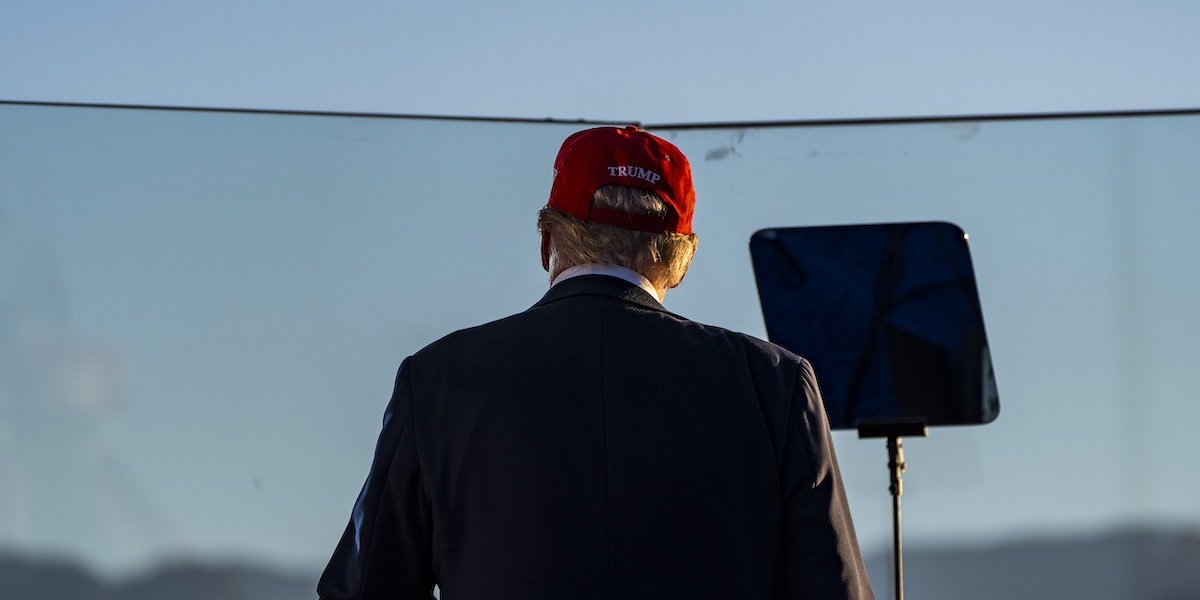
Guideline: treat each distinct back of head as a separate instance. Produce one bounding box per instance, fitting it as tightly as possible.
[539,127,699,291]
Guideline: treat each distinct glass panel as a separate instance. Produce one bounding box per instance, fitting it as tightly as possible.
[0,104,588,589]
[654,117,1200,586]
[2,103,1198,597]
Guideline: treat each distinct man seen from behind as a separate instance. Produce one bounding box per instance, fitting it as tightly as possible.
[318,126,875,599]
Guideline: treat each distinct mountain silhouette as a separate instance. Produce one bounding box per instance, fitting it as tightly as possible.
[0,553,318,600]
[865,525,1200,600]
[3,525,1198,599]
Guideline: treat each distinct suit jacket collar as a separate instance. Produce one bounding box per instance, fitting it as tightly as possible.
[532,274,672,314]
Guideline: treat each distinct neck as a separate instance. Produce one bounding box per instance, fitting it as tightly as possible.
[551,263,664,302]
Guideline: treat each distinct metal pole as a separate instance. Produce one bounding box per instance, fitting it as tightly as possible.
[857,419,924,600]
[888,435,906,600]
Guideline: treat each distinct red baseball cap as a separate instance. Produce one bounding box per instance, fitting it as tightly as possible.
[547,126,695,235]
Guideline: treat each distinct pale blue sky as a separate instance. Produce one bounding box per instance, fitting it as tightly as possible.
[2,0,1199,582]
[2,0,1197,122]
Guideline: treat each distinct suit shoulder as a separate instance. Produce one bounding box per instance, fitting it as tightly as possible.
[682,317,810,370]
[407,308,533,362]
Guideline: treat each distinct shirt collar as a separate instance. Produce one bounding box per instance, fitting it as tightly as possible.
[551,263,663,302]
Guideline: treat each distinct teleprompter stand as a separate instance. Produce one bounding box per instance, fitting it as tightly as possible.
[857,418,928,600]
[750,223,1000,599]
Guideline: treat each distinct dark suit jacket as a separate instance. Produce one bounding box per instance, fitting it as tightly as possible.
[319,275,874,599]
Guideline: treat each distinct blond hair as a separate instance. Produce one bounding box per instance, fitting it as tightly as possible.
[538,185,698,291]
